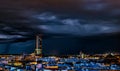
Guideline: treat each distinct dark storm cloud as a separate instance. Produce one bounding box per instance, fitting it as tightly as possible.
[0,0,120,41]
[33,12,120,36]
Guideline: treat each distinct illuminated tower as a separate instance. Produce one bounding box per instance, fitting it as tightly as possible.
[79,51,85,59]
[35,35,42,57]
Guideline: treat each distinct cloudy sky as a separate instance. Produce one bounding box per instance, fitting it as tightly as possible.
[0,0,120,55]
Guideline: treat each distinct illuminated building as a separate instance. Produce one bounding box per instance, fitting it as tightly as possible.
[79,51,85,58]
[35,35,42,57]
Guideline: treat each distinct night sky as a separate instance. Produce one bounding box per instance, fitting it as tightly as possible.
[0,0,120,55]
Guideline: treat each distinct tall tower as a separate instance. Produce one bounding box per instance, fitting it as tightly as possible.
[35,34,42,57]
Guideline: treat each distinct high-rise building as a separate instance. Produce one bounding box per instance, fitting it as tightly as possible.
[35,35,42,57]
